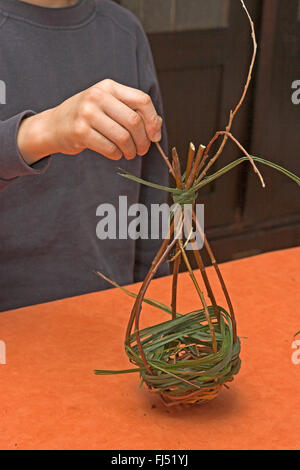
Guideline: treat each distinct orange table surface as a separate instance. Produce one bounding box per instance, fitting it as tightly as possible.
[0,248,299,450]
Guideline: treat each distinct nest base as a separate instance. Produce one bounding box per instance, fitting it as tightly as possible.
[159,384,222,407]
[127,307,241,407]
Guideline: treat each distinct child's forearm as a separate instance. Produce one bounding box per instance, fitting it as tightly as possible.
[17,109,58,165]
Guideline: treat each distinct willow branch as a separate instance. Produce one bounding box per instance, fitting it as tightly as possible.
[197,131,265,188]
[178,240,217,353]
[185,142,196,183]
[198,0,257,176]
[155,142,176,180]
[192,210,237,342]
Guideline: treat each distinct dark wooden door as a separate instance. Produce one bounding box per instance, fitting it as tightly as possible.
[115,0,299,263]
[148,0,262,234]
[117,0,262,262]
[239,0,300,257]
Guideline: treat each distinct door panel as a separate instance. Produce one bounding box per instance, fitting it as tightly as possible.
[120,0,230,33]
[243,0,300,228]
[114,1,299,262]
[148,0,262,230]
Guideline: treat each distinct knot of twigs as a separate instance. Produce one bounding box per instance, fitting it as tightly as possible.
[172,187,198,207]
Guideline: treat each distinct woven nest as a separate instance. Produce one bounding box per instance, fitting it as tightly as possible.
[93,0,300,408]
[126,306,241,407]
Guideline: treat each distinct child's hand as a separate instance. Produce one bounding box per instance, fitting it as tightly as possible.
[17,79,163,165]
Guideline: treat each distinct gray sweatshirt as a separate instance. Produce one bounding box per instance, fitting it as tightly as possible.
[0,0,169,312]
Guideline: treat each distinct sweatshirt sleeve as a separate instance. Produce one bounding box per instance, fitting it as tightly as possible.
[0,110,51,192]
[133,22,171,282]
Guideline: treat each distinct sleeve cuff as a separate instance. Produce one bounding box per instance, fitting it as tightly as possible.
[0,110,51,181]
